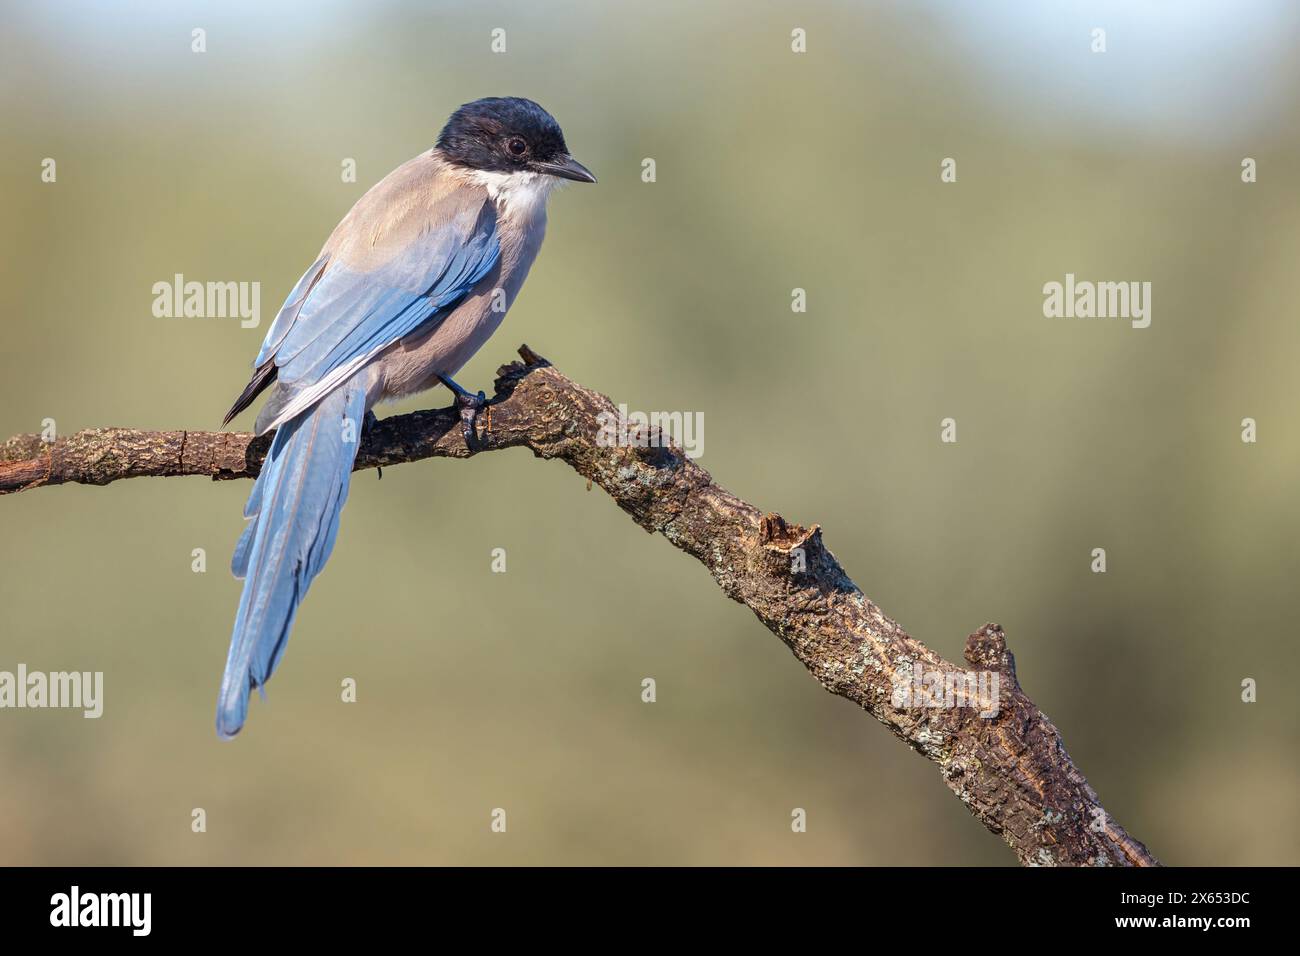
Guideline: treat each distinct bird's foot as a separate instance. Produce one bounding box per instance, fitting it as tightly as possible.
[438,374,490,446]
[362,410,383,479]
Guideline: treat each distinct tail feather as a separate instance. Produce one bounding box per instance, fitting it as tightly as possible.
[217,379,368,738]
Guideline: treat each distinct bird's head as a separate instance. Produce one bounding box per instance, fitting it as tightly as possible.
[435,97,596,184]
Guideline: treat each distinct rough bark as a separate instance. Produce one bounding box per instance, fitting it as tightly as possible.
[0,345,1158,866]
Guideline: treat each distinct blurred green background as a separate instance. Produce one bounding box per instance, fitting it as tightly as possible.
[2,0,1298,865]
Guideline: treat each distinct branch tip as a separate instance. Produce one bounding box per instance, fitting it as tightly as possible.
[965,623,1017,681]
[758,512,818,551]
[517,343,549,367]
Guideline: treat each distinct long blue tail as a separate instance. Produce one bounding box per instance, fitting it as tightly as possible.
[217,379,368,738]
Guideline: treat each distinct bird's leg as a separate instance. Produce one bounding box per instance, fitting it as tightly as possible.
[438,373,489,446]
[362,410,382,480]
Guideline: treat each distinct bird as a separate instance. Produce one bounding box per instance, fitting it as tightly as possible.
[216,96,596,739]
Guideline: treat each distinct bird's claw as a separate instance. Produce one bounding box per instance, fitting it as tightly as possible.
[439,374,490,446]
[361,410,383,479]
[457,390,487,445]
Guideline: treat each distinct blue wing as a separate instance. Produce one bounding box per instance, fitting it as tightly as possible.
[251,192,500,433]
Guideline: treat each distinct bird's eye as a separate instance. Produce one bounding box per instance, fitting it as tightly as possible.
[507,137,528,157]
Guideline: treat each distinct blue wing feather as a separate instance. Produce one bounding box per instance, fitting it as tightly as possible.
[255,254,330,368]
[273,201,498,392]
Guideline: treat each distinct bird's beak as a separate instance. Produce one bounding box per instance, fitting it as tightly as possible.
[542,154,597,184]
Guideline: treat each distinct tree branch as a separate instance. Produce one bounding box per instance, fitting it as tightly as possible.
[0,345,1157,866]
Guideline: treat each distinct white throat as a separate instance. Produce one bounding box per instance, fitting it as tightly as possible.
[466,169,557,222]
